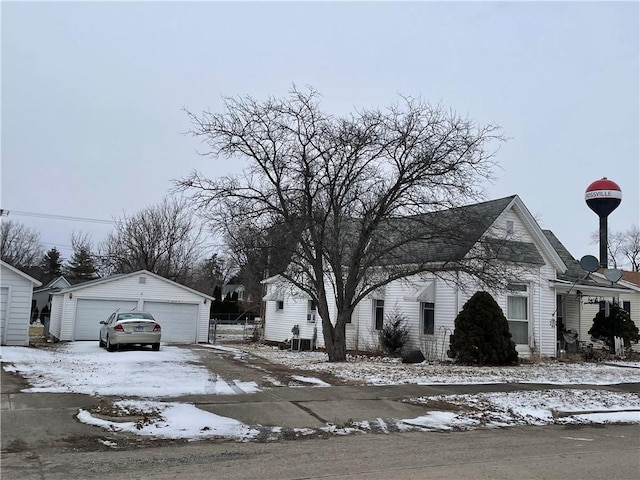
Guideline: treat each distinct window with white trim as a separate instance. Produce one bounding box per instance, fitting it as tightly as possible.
[276,300,284,311]
[421,302,435,335]
[506,284,528,344]
[374,299,384,330]
[307,299,317,323]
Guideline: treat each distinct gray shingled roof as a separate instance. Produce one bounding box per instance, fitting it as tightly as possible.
[371,196,519,265]
[542,230,587,281]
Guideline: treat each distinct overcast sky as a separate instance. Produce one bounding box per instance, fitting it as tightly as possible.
[2,1,638,266]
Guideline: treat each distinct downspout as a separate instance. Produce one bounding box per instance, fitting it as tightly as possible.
[538,267,542,359]
[455,271,460,315]
[355,303,359,351]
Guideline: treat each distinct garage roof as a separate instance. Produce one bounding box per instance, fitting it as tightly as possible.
[56,270,214,301]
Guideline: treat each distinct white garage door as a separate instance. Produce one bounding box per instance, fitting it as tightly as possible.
[0,287,8,344]
[142,301,198,343]
[74,299,138,341]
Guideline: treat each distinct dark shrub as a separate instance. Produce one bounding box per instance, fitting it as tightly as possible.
[379,311,410,356]
[589,304,639,349]
[449,291,518,366]
[402,349,426,364]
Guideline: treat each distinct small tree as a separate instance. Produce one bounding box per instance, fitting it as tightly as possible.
[588,304,639,349]
[65,233,99,282]
[40,247,63,284]
[449,291,518,366]
[379,311,410,356]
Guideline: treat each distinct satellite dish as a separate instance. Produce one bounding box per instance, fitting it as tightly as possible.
[579,255,600,273]
[603,268,623,283]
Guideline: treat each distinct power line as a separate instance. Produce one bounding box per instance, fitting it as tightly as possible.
[1,210,115,224]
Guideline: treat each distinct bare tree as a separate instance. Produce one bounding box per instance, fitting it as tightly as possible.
[177,87,505,362]
[591,225,640,271]
[0,220,43,269]
[101,198,206,285]
[621,225,640,272]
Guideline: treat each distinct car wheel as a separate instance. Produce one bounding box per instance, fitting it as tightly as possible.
[106,336,117,352]
[99,337,105,348]
[152,343,160,351]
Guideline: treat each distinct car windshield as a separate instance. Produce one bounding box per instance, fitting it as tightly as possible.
[117,312,154,320]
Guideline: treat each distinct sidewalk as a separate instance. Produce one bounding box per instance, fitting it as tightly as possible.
[175,382,640,429]
[3,361,640,451]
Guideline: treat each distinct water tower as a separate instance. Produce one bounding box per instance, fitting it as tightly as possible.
[585,177,622,268]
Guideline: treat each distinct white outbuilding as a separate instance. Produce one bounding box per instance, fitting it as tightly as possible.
[1,260,42,346]
[48,270,213,344]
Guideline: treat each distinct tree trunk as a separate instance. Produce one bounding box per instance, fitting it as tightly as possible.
[321,316,347,362]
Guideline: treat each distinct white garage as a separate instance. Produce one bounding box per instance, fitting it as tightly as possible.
[1,261,42,346]
[49,270,213,344]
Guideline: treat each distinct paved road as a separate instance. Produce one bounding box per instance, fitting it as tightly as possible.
[3,424,639,479]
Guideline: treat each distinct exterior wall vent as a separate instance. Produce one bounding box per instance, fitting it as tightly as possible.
[506,220,514,235]
[139,276,147,284]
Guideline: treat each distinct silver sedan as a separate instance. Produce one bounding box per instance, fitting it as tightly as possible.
[99,311,161,351]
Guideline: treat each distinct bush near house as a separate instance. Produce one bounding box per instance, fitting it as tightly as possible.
[449,291,518,366]
[379,311,410,357]
[588,304,639,349]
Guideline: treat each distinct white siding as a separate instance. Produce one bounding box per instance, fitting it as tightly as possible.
[0,266,36,346]
[579,291,639,346]
[263,291,311,344]
[50,272,210,343]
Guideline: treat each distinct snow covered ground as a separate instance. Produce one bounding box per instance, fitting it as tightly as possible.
[2,342,639,442]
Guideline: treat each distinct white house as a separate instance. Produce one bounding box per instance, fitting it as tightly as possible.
[578,270,640,352]
[48,270,214,343]
[1,260,42,346]
[262,195,630,360]
[32,275,71,319]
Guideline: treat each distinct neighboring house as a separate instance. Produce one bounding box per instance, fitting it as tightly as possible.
[583,270,640,352]
[48,270,214,343]
[262,195,630,360]
[544,232,633,351]
[32,276,72,318]
[1,260,42,346]
[222,284,246,302]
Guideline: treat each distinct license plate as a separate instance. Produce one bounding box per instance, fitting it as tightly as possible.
[134,325,144,332]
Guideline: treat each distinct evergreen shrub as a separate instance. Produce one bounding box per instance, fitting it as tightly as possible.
[589,304,639,349]
[449,291,518,366]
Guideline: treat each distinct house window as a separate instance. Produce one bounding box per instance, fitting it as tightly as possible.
[623,301,631,314]
[421,302,435,335]
[307,299,317,323]
[374,299,384,330]
[276,300,284,311]
[507,284,528,344]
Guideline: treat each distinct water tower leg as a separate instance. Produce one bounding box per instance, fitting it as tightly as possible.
[599,216,608,268]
